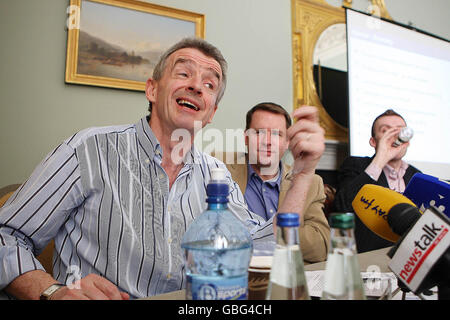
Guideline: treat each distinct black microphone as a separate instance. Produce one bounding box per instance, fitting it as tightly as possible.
[387,204,450,300]
[387,203,421,235]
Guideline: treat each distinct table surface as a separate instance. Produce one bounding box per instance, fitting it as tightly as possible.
[305,246,391,272]
[145,247,392,300]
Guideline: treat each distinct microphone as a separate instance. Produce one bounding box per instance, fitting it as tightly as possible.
[393,126,414,147]
[352,184,417,243]
[403,173,450,218]
[387,203,450,299]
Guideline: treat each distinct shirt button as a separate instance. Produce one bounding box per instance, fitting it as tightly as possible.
[263,188,266,192]
[270,209,274,213]
[167,273,171,279]
[168,238,172,244]
[145,159,150,164]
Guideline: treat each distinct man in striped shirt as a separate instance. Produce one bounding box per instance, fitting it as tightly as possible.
[0,38,325,300]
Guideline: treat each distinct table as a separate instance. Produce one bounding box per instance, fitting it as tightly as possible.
[145,247,392,300]
[305,246,391,272]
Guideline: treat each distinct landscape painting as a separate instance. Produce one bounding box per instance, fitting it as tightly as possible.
[65,0,205,91]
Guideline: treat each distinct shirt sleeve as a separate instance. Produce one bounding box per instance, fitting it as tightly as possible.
[227,176,275,242]
[364,162,383,181]
[0,143,84,290]
[298,175,330,263]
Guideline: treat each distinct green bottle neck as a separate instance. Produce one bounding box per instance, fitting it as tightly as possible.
[329,227,357,253]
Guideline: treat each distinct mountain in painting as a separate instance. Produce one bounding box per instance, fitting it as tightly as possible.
[77,31,151,67]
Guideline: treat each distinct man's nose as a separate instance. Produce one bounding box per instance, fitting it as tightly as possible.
[187,75,202,95]
[260,130,272,145]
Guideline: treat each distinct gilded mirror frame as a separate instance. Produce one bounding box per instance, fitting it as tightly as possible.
[291,0,392,142]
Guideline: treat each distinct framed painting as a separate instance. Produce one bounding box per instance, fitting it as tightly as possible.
[65,0,205,91]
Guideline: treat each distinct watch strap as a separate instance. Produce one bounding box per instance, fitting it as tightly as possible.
[39,283,65,300]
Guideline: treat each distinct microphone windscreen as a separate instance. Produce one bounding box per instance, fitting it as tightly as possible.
[387,203,422,235]
[352,184,416,242]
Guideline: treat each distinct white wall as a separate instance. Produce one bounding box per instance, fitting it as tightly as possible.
[0,0,448,186]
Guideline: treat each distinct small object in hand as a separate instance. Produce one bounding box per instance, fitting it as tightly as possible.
[393,127,414,147]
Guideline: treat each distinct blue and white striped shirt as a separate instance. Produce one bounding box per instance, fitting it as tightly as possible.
[0,117,273,299]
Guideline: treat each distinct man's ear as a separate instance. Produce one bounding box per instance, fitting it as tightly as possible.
[207,105,218,124]
[145,78,157,103]
[244,129,249,148]
[369,136,377,148]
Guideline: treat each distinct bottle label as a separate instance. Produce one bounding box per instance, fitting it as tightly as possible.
[187,275,248,300]
[323,253,346,296]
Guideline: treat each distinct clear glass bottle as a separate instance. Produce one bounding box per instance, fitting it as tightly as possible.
[181,168,253,300]
[321,212,366,300]
[266,213,310,300]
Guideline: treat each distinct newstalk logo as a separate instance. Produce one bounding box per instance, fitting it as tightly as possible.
[389,206,450,293]
[399,222,448,284]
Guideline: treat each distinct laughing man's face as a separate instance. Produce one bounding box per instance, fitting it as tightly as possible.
[146,48,222,134]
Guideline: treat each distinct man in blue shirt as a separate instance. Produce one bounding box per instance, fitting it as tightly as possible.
[223,102,330,263]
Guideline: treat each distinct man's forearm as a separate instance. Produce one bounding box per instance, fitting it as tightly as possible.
[278,172,314,215]
[5,270,59,300]
[371,153,389,171]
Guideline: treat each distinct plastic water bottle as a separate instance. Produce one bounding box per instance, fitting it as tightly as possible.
[393,126,414,146]
[266,213,310,300]
[181,168,253,300]
[321,212,366,300]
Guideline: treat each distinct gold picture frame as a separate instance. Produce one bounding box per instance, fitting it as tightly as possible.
[65,0,205,91]
[291,0,348,142]
[291,0,392,142]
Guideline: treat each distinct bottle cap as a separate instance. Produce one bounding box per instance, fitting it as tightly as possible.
[329,212,354,229]
[399,127,414,142]
[211,168,226,181]
[276,213,300,227]
[206,168,229,203]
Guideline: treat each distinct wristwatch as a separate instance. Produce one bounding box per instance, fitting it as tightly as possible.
[39,283,65,300]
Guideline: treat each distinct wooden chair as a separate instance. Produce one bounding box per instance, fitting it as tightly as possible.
[0,185,55,275]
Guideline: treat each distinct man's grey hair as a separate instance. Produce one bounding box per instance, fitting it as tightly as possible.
[148,37,228,112]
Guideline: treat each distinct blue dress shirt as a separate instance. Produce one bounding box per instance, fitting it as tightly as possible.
[244,163,282,221]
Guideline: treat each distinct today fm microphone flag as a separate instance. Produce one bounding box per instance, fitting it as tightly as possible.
[351,184,417,243]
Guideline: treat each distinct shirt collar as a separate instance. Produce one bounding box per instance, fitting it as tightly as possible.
[384,160,409,179]
[247,161,283,189]
[135,115,201,166]
[136,116,161,160]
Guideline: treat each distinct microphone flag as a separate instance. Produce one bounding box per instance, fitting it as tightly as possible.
[388,206,450,293]
[404,173,450,218]
[352,184,417,242]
